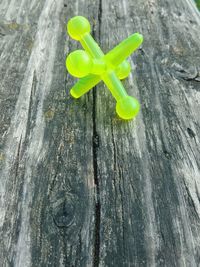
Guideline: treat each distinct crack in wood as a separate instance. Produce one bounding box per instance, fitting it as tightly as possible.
[14,134,22,179]
[118,166,126,263]
[92,87,101,267]
[183,180,200,219]
[92,1,102,265]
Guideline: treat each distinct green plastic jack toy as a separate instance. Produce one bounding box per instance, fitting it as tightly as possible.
[66,16,143,120]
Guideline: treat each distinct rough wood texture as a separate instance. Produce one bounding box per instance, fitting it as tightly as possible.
[0,0,200,266]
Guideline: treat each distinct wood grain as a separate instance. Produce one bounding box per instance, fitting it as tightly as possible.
[0,0,200,266]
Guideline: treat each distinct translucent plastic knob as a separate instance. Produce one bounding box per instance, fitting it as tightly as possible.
[116,96,140,120]
[67,16,90,40]
[66,50,92,78]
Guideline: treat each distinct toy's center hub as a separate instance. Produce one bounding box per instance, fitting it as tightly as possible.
[67,50,131,79]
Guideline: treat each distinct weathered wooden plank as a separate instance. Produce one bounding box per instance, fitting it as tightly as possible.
[0,0,200,266]
[94,0,200,266]
[0,0,99,266]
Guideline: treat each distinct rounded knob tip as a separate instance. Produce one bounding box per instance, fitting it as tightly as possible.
[67,16,90,40]
[116,96,140,120]
[66,50,92,78]
[116,60,131,80]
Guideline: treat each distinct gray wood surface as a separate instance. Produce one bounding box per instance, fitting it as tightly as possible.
[0,0,200,266]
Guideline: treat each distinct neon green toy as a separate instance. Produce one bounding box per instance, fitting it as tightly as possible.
[66,16,143,120]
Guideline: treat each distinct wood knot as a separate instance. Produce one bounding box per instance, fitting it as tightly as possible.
[187,128,196,138]
[172,63,200,82]
[52,193,76,228]
[163,150,171,160]
[93,133,100,149]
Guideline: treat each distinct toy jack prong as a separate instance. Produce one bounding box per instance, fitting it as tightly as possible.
[102,71,140,120]
[80,34,104,59]
[105,33,143,67]
[67,16,104,59]
[102,71,128,101]
[70,74,101,98]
